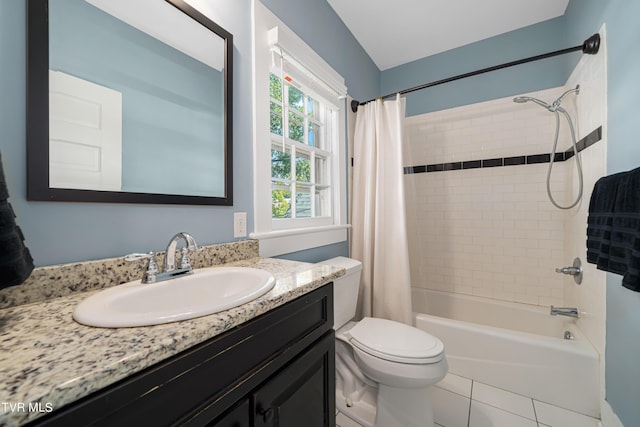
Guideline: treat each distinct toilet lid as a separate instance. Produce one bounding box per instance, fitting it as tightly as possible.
[348,317,444,364]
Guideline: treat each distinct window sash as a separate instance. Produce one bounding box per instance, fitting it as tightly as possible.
[269,48,344,109]
[270,73,334,224]
[271,141,332,221]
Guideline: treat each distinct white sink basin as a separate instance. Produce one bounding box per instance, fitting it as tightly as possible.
[73,267,276,328]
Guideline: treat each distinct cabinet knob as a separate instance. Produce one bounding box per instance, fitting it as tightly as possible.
[258,407,274,423]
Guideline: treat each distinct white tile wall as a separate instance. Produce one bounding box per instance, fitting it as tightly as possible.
[405,90,573,306]
[562,24,608,406]
[405,63,606,309]
[404,87,570,167]
[412,166,567,305]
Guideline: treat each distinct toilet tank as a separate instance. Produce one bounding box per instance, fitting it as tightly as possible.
[316,257,362,329]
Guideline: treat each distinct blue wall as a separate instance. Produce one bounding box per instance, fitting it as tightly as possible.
[0,0,377,266]
[564,0,640,424]
[260,0,380,102]
[381,17,573,116]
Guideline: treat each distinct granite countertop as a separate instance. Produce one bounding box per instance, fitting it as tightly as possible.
[0,257,344,426]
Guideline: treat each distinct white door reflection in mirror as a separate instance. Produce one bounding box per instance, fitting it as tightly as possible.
[49,70,122,191]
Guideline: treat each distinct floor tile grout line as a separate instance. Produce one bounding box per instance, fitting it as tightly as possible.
[338,380,598,427]
[467,379,474,427]
[474,378,545,402]
[470,397,539,422]
[533,398,601,420]
[433,384,472,399]
[467,379,542,424]
[532,398,540,425]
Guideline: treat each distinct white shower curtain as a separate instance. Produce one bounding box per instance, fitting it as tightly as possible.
[351,95,413,325]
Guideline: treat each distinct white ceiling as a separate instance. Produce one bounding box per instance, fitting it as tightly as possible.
[327,0,570,70]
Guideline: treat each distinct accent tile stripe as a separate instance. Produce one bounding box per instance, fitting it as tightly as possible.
[504,156,525,166]
[463,160,482,170]
[526,154,550,165]
[482,158,503,168]
[404,126,602,175]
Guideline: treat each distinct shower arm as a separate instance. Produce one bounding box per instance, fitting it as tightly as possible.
[351,34,600,113]
[551,85,580,111]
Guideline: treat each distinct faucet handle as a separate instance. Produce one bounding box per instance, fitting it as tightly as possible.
[554,257,583,285]
[124,252,159,272]
[142,252,159,284]
[124,253,152,262]
[145,251,159,273]
[555,267,580,274]
[125,251,159,283]
[179,247,193,270]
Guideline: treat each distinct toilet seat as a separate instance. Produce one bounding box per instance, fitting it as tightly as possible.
[348,317,444,364]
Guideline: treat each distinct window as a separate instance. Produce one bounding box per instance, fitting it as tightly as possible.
[251,17,348,257]
[269,72,334,228]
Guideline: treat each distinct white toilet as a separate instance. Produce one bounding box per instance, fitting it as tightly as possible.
[318,257,447,427]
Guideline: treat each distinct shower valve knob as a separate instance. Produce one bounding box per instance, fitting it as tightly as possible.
[555,267,580,275]
[555,257,583,285]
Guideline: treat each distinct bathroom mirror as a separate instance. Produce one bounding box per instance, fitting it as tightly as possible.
[27,0,233,205]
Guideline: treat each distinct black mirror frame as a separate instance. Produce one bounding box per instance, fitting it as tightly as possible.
[26,0,233,206]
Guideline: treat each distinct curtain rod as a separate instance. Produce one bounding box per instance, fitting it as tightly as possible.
[350,33,601,113]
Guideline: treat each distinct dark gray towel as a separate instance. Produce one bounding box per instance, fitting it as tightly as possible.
[0,151,34,288]
[587,166,640,291]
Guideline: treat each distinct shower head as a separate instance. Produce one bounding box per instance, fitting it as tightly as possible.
[512,96,553,110]
[514,85,580,112]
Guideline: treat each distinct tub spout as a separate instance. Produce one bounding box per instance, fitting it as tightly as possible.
[550,306,579,318]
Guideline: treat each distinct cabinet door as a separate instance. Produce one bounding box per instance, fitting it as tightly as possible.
[253,331,335,427]
[208,399,250,427]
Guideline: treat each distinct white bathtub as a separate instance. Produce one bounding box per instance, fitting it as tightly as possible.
[412,288,600,418]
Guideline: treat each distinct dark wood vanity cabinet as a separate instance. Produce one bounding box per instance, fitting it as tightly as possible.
[252,332,333,427]
[212,332,334,427]
[29,284,335,427]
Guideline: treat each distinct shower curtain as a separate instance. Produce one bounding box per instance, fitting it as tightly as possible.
[351,95,413,325]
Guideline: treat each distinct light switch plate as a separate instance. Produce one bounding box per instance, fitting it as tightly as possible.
[233,212,247,238]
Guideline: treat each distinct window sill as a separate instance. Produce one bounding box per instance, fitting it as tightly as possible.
[249,224,350,257]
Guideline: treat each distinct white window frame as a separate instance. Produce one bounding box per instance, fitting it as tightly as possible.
[269,72,334,229]
[251,3,348,257]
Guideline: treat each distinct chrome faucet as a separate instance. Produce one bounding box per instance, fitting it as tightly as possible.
[550,306,580,318]
[163,232,198,273]
[126,232,198,284]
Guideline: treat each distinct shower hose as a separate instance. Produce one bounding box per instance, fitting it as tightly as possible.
[547,108,583,210]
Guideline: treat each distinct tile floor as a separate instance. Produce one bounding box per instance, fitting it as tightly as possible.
[336,373,602,427]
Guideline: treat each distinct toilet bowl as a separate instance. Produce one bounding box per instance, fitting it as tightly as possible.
[317,257,448,427]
